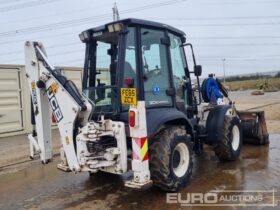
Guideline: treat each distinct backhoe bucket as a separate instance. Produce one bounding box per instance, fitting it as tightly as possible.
[237,111,269,145]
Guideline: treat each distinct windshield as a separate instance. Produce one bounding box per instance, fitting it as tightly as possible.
[83,31,119,114]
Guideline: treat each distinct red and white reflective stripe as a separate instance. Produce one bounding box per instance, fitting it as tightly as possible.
[132,137,148,161]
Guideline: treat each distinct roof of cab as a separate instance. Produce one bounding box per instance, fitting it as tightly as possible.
[83,18,186,37]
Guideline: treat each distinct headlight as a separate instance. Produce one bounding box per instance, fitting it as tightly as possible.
[107,23,123,33]
[79,31,89,42]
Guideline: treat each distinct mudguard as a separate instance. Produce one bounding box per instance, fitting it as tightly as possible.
[206,105,231,142]
[146,108,194,138]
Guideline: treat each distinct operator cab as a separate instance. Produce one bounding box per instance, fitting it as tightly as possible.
[80,18,200,121]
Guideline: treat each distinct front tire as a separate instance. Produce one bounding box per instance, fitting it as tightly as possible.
[149,126,193,191]
[214,116,242,161]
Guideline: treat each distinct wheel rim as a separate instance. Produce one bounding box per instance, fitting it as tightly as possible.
[172,143,190,178]
[232,125,240,151]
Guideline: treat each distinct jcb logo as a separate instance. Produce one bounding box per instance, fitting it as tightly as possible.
[47,89,63,123]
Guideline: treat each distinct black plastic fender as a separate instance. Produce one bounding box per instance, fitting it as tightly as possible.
[206,105,231,142]
[146,108,194,138]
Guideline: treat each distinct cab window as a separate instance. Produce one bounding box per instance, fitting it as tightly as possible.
[141,28,172,107]
[122,27,137,111]
[169,33,192,107]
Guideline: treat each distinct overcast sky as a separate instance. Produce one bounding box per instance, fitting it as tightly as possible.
[0,0,280,77]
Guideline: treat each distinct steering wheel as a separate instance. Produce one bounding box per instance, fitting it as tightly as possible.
[144,68,161,79]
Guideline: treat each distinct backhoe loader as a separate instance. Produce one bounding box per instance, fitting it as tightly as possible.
[25,18,269,191]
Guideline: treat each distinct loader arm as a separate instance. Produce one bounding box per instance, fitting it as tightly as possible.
[25,41,92,171]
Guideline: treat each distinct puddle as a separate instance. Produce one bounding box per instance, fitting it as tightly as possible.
[0,134,279,210]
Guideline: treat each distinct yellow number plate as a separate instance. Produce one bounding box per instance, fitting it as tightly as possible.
[121,88,137,106]
[31,82,36,89]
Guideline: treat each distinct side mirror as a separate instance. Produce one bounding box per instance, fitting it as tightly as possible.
[194,65,202,77]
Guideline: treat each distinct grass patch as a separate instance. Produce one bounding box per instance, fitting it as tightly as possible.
[226,77,280,91]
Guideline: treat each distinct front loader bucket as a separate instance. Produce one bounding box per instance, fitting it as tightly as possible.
[237,111,269,145]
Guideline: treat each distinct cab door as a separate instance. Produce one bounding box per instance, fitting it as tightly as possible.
[140,28,173,108]
[168,33,194,118]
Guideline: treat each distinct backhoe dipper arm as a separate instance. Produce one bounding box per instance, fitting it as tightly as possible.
[25,41,92,171]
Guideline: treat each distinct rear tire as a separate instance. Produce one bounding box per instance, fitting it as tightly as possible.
[149,126,193,191]
[214,116,242,161]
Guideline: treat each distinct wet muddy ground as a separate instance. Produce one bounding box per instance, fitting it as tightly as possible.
[0,90,279,210]
[0,134,279,210]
